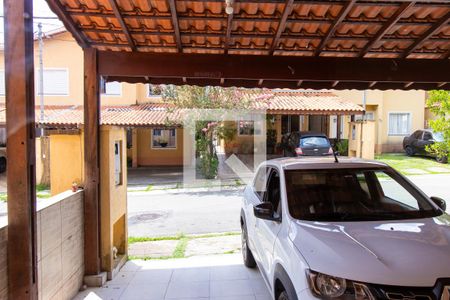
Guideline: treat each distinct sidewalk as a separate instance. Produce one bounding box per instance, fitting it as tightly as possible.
[128,233,241,260]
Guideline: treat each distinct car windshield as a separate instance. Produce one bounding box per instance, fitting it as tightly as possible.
[299,136,330,148]
[433,132,444,142]
[285,168,441,222]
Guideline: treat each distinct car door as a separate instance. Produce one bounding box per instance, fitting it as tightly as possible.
[409,130,422,149]
[254,167,283,278]
[421,131,435,155]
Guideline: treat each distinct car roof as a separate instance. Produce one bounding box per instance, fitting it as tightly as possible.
[261,156,388,170]
[294,131,328,138]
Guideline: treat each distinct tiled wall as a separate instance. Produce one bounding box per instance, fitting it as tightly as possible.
[0,190,84,300]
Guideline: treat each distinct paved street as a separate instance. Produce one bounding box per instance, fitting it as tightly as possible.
[127,174,450,238]
[128,188,243,237]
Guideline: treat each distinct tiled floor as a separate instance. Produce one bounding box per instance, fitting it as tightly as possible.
[74,254,272,300]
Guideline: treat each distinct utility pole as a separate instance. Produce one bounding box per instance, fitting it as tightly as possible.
[38,22,44,136]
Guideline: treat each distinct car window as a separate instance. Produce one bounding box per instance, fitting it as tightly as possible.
[253,166,268,200]
[433,132,444,142]
[375,173,419,209]
[265,169,281,214]
[423,132,433,141]
[285,168,439,222]
[412,130,423,139]
[299,136,330,147]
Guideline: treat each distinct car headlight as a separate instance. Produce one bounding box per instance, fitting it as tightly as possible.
[307,270,375,299]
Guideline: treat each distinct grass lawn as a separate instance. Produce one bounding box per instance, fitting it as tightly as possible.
[375,153,450,175]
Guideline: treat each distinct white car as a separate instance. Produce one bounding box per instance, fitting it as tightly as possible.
[240,157,450,300]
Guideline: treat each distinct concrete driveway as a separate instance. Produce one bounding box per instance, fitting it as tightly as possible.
[127,174,450,238]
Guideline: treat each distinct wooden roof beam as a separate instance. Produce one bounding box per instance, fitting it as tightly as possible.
[314,0,357,56]
[108,0,136,51]
[46,0,89,48]
[168,0,182,52]
[359,2,415,57]
[98,52,450,85]
[224,12,234,54]
[269,0,294,55]
[401,11,450,59]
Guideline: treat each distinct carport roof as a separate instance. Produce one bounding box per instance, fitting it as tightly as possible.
[45,0,450,90]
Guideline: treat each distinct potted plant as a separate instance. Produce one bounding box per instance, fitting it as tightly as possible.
[158,137,168,147]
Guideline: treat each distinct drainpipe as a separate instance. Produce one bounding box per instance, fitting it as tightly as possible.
[38,22,44,136]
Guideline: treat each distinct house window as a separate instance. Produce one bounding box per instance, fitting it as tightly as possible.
[114,141,123,186]
[102,81,121,96]
[354,112,374,121]
[388,113,411,136]
[238,120,253,135]
[147,84,164,97]
[0,71,4,96]
[35,69,69,95]
[152,129,176,148]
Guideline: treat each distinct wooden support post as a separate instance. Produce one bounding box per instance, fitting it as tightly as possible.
[4,0,38,298]
[84,48,101,275]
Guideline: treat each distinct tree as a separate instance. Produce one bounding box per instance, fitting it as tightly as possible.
[162,85,254,178]
[426,90,450,161]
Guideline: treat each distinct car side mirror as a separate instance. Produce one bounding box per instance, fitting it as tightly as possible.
[431,196,447,211]
[253,202,281,222]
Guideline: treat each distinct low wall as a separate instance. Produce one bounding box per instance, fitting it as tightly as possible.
[0,226,6,299]
[0,190,84,300]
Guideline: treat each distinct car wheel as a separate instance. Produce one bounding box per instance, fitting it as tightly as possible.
[278,291,289,300]
[241,224,256,268]
[436,155,448,164]
[405,146,414,156]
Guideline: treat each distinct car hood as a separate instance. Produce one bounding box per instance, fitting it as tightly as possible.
[290,214,450,286]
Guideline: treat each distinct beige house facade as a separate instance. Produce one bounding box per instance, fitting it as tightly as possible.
[0,29,428,158]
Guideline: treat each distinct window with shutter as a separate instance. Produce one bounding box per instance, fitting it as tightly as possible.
[35,69,69,95]
[102,81,122,96]
[388,113,411,136]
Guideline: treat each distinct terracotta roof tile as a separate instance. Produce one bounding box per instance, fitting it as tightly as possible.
[0,91,362,127]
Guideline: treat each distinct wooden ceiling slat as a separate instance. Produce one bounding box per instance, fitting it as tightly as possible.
[108,0,136,51]
[314,0,358,56]
[401,10,450,58]
[225,13,234,54]
[359,1,416,57]
[168,0,182,52]
[269,0,295,55]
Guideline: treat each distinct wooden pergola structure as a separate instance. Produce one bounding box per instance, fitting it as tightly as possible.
[4,0,450,298]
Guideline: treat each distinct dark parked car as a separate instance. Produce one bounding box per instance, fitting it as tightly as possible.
[403,129,447,163]
[281,132,333,157]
